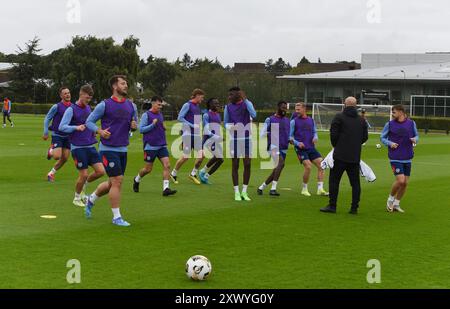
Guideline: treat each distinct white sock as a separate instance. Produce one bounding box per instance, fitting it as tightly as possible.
[271,181,278,191]
[90,192,99,203]
[163,180,169,190]
[259,183,267,191]
[74,193,81,199]
[234,186,240,193]
[394,199,400,207]
[205,173,210,179]
[171,169,178,177]
[112,208,121,220]
[135,175,141,183]
[242,185,248,193]
[201,166,210,173]
[190,168,198,177]
[302,183,308,190]
[318,182,324,190]
[389,195,395,201]
[50,168,57,175]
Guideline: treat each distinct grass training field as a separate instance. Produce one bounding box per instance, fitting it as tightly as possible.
[1,114,449,289]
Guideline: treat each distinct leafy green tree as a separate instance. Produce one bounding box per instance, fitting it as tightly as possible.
[298,56,310,65]
[175,53,193,71]
[138,55,178,96]
[9,37,48,102]
[265,58,291,74]
[47,35,140,102]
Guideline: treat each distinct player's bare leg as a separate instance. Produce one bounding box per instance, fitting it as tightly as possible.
[231,158,241,201]
[388,175,407,212]
[171,156,189,184]
[187,150,203,185]
[393,176,408,213]
[73,169,89,207]
[259,154,285,197]
[241,157,252,201]
[47,148,69,182]
[161,157,177,196]
[133,162,153,193]
[301,160,312,197]
[79,163,105,202]
[313,158,328,196]
[87,163,105,184]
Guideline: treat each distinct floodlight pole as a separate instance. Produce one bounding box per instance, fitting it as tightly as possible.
[401,70,406,105]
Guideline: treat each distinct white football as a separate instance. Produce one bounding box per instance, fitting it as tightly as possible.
[186,255,212,281]
[376,144,382,149]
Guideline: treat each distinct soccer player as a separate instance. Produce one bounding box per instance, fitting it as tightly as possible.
[170,89,205,185]
[133,96,177,196]
[257,101,290,197]
[224,87,257,202]
[85,75,138,227]
[59,85,105,207]
[198,98,224,185]
[381,104,419,213]
[290,102,329,197]
[2,97,14,128]
[290,102,302,120]
[42,87,73,182]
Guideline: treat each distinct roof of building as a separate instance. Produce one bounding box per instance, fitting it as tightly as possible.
[362,53,450,69]
[233,63,266,73]
[278,62,450,82]
[298,62,361,73]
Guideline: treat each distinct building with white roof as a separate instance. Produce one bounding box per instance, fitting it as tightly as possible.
[279,53,450,117]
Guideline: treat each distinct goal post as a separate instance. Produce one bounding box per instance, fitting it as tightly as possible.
[312,103,393,133]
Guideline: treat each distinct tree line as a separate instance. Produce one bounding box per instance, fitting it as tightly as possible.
[0,36,321,110]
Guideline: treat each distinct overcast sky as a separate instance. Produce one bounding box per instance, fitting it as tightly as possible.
[1,0,450,66]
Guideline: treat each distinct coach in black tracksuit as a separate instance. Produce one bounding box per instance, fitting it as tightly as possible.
[320,97,368,215]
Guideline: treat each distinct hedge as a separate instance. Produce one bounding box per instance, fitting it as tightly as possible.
[12,103,55,114]
[411,116,450,132]
[9,103,450,131]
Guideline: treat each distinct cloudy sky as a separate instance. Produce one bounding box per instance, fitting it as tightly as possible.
[1,0,449,66]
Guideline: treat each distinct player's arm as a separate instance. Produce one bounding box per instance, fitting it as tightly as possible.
[312,120,319,143]
[131,103,138,131]
[411,121,419,144]
[43,104,58,138]
[330,114,342,147]
[86,101,110,140]
[244,99,257,119]
[8,101,12,113]
[224,105,234,131]
[58,107,81,133]
[139,113,156,134]
[260,117,270,138]
[380,122,395,148]
[177,103,195,128]
[202,113,212,136]
[289,119,302,148]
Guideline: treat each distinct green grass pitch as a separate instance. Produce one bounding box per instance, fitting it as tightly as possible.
[0,114,449,289]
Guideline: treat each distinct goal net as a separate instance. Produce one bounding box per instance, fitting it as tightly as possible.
[312,103,393,133]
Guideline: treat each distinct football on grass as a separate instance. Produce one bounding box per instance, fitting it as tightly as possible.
[186,255,212,281]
